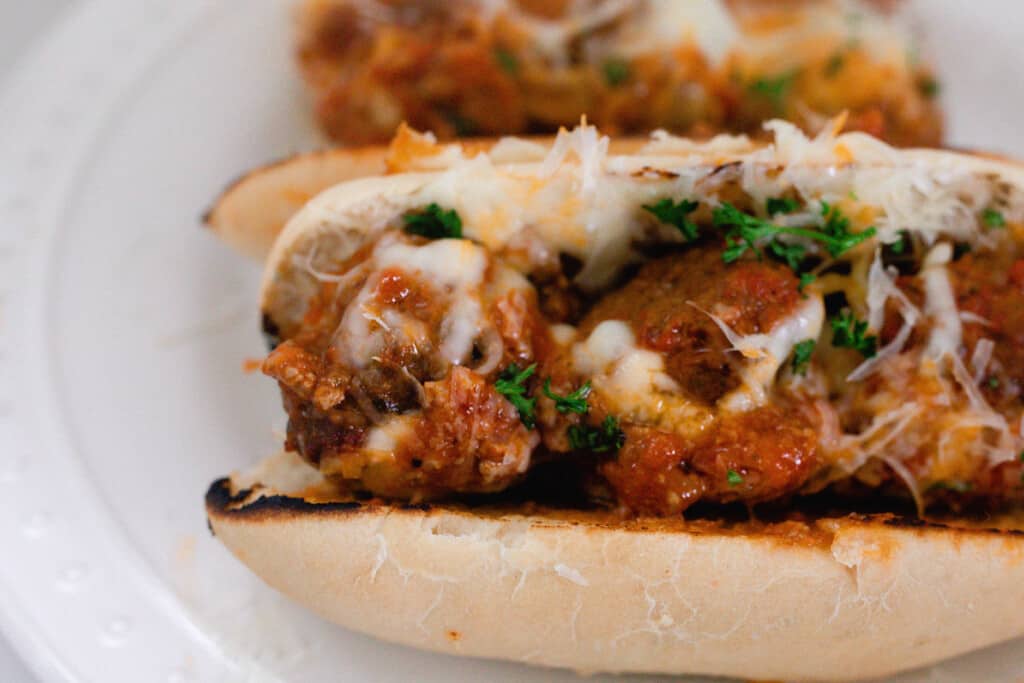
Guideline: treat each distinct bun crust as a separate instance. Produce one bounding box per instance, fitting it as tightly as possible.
[203,146,392,261]
[207,473,1024,681]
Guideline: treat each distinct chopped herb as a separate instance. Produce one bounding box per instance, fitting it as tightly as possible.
[987,376,1000,390]
[543,378,591,415]
[602,57,631,87]
[918,76,941,98]
[928,480,972,493]
[748,69,799,110]
[798,272,817,293]
[448,112,479,137]
[727,470,744,486]
[495,363,537,429]
[848,190,859,201]
[890,234,907,254]
[402,203,463,239]
[493,47,519,75]
[824,52,845,78]
[712,202,875,264]
[643,198,700,241]
[983,208,1006,228]
[830,310,878,358]
[791,339,816,375]
[766,197,799,215]
[568,415,626,453]
[768,239,806,271]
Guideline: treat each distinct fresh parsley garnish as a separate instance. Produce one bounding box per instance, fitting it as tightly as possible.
[768,239,806,271]
[918,76,941,98]
[819,202,876,256]
[494,47,518,75]
[987,376,1000,389]
[543,379,591,415]
[495,363,537,429]
[830,310,877,358]
[890,233,907,254]
[602,58,630,87]
[727,470,744,486]
[928,480,972,493]
[403,203,463,239]
[766,197,799,215]
[983,208,1006,228]
[712,202,875,265]
[798,272,817,293]
[643,198,700,241]
[748,69,799,110]
[568,416,626,453]
[791,339,816,375]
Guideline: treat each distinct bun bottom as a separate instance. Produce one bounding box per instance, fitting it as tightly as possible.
[206,455,1024,682]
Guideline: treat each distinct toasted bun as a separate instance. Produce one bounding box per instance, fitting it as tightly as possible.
[204,131,652,262]
[206,453,1024,681]
[203,146,392,261]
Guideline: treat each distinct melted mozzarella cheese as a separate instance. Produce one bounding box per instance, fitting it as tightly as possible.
[573,321,712,436]
[710,295,826,412]
[611,0,739,64]
[573,295,824,432]
[335,236,492,368]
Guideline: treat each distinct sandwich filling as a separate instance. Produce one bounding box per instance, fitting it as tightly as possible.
[262,121,1024,516]
[298,0,941,146]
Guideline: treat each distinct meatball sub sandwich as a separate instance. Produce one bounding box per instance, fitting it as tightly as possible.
[296,0,942,147]
[206,120,1024,681]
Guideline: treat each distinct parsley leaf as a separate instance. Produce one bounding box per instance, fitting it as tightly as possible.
[766,197,799,215]
[819,202,876,256]
[568,416,626,453]
[830,310,878,358]
[918,76,941,98]
[493,47,518,75]
[890,233,907,254]
[602,58,630,87]
[643,198,700,241]
[983,208,1006,229]
[712,202,875,264]
[768,239,805,271]
[543,379,591,415]
[748,69,799,110]
[927,480,972,493]
[403,203,463,239]
[798,272,817,293]
[791,339,816,375]
[495,363,537,429]
[727,470,744,486]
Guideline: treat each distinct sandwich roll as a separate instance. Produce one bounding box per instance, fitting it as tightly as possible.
[208,119,1024,680]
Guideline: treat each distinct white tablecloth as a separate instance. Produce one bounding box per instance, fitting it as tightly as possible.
[0,3,78,677]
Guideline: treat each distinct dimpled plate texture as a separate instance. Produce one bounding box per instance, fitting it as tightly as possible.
[0,0,1023,681]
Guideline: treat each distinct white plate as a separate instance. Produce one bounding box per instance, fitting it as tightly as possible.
[1,1,1024,681]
